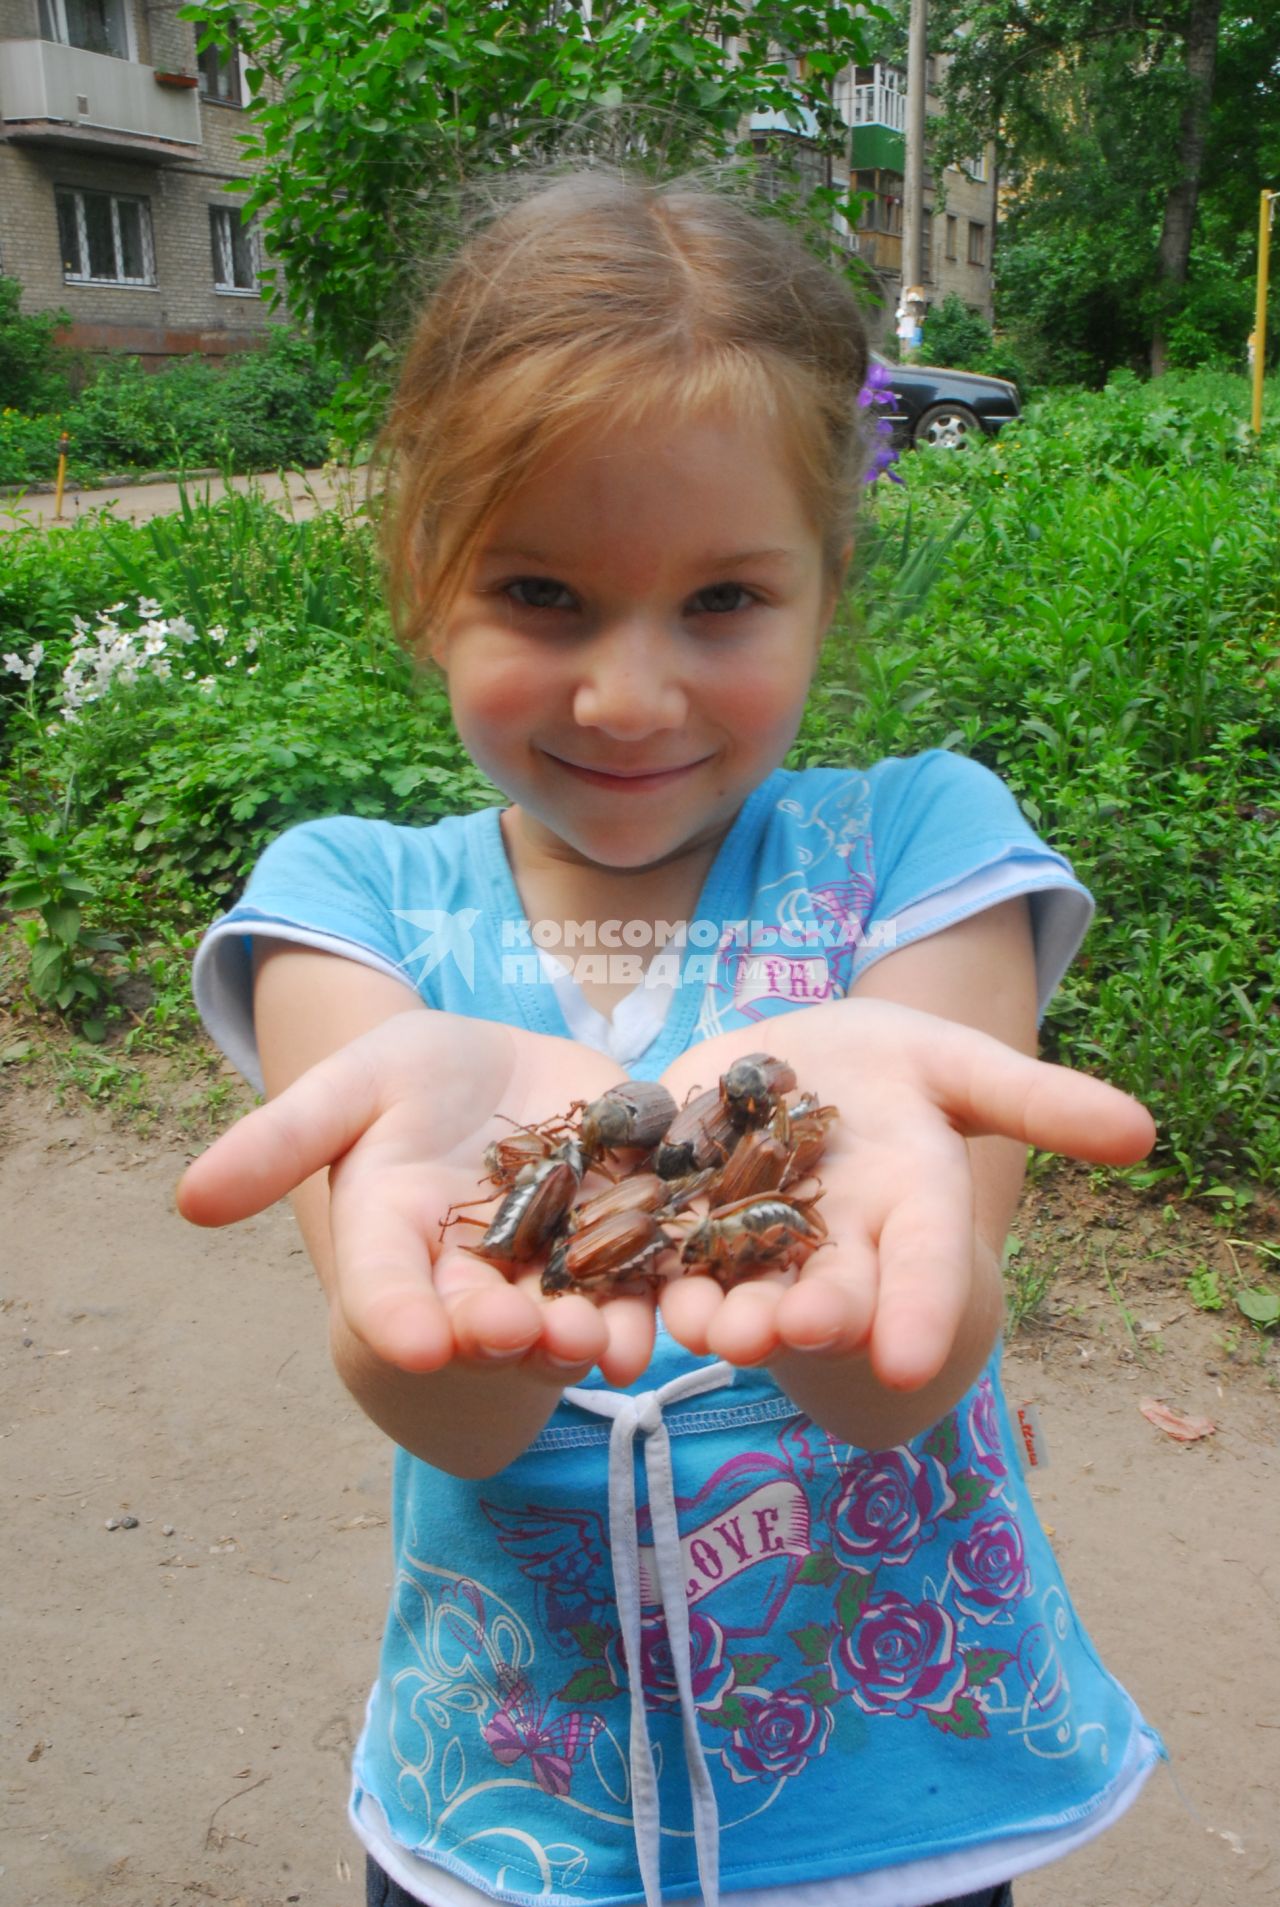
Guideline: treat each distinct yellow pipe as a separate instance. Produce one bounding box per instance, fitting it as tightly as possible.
[1251,191,1274,436]
[54,431,69,519]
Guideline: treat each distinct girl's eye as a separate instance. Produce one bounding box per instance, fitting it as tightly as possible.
[505,577,575,611]
[690,583,756,616]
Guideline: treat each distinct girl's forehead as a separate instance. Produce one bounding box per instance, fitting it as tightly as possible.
[478,408,823,560]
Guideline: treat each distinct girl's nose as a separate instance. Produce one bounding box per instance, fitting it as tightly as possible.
[571,618,689,737]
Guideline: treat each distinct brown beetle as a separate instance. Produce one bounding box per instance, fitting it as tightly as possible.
[575,1081,678,1163]
[704,1123,792,1206]
[680,1193,828,1288]
[542,1209,676,1298]
[719,1053,799,1130]
[462,1149,583,1267]
[654,1084,738,1180]
[778,1094,838,1188]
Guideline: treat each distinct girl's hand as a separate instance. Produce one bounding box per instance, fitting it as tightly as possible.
[658,999,1155,1406]
[177,1013,658,1389]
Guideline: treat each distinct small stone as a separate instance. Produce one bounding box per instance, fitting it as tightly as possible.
[162,1524,175,1537]
[119,1515,139,1530]
[105,1517,119,1531]
[22,1336,33,1348]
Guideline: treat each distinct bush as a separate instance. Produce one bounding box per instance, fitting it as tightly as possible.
[0,326,344,485]
[0,276,74,413]
[921,293,993,368]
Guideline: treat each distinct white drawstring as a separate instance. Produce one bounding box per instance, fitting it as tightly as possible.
[563,1363,735,1907]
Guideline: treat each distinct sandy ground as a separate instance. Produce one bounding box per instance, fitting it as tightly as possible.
[2,1078,1278,1907]
[1,468,352,529]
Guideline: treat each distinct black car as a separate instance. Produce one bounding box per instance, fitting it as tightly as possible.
[875,356,1021,450]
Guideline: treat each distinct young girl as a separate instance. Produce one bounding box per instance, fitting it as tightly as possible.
[180,172,1162,1907]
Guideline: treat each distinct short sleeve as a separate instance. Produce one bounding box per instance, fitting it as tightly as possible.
[191,817,419,1092]
[852,752,1093,1018]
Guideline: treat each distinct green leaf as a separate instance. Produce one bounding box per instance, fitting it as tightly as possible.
[797,1548,838,1585]
[962,1648,1014,1688]
[3,879,49,911]
[555,1663,620,1704]
[927,1694,988,1740]
[569,1620,611,1661]
[727,1652,777,1687]
[835,1570,873,1634]
[942,1472,996,1521]
[1237,1288,1280,1329]
[796,1668,841,1707]
[788,1623,831,1666]
[922,1415,959,1465]
[715,1691,750,1730]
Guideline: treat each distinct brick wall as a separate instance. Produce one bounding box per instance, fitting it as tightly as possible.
[0,0,280,360]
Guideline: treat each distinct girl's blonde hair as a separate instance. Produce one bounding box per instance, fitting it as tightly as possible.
[379,170,872,652]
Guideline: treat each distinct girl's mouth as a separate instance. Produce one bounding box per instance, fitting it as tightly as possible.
[545,754,709,791]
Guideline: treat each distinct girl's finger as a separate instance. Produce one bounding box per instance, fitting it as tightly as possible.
[774,1228,880,1354]
[327,1201,456,1373]
[177,1040,392,1226]
[659,1274,724,1354]
[704,1276,790,1366]
[863,1163,979,1391]
[595,1295,659,1388]
[911,1017,1156,1162]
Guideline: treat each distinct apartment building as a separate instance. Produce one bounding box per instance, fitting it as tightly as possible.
[0,0,273,361]
[843,60,998,338]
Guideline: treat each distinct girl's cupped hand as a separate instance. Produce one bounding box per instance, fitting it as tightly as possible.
[176,1014,658,1387]
[658,1001,1155,1393]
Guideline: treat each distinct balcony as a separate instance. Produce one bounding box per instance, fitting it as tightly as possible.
[0,38,201,160]
[841,63,906,173]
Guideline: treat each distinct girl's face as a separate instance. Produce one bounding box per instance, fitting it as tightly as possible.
[432,407,838,883]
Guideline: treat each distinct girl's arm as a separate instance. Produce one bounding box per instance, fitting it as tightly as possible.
[659,898,1154,1448]
[180,943,651,1476]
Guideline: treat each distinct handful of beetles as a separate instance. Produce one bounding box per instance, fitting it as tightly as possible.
[444,1054,836,1300]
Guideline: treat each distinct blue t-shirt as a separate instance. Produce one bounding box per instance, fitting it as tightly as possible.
[194,755,1162,1907]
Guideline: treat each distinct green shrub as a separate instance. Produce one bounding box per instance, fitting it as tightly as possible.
[921,292,993,369]
[0,408,63,486]
[0,276,74,413]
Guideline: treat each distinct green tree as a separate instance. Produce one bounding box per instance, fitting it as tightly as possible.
[185,0,876,429]
[924,0,1280,377]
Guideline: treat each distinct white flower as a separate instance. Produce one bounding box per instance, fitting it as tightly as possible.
[105,601,126,616]
[4,644,41,682]
[247,665,259,676]
[169,615,197,646]
[243,635,258,654]
[143,633,167,657]
[224,656,237,667]
[209,625,227,645]
[3,652,24,676]
[136,596,162,618]
[198,676,216,693]
[71,614,90,637]
[150,657,171,679]
[183,669,197,680]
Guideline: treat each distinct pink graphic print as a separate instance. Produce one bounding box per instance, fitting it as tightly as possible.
[480,1666,602,1798]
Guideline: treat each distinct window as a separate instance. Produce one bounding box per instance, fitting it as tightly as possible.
[967,221,985,266]
[38,0,129,59]
[210,204,258,292]
[945,214,957,261]
[56,187,155,285]
[196,17,243,105]
[963,152,988,184]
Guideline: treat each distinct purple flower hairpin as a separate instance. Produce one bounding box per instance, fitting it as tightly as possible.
[858,360,903,485]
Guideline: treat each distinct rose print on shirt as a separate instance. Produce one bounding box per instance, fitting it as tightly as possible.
[721,1685,835,1783]
[947,1516,1032,1625]
[826,1446,956,1569]
[639,1610,734,1712]
[831,1590,966,1719]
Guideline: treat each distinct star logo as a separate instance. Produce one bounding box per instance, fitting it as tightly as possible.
[391,907,480,989]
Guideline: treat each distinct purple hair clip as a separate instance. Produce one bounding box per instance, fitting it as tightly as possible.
[857,360,903,485]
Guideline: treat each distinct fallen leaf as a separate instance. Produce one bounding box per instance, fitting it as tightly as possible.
[1139,1397,1215,1442]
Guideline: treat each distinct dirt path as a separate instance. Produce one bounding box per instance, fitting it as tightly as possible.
[2,1079,1277,1907]
[1,468,353,529]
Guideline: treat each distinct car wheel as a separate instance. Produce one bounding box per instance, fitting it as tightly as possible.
[913,402,981,450]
